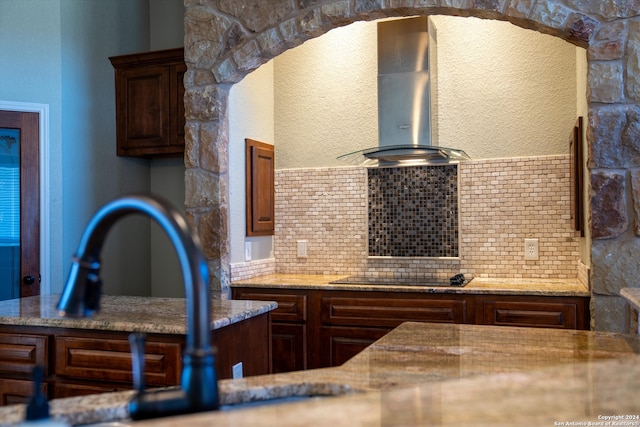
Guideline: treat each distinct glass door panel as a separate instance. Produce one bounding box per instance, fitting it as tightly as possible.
[0,127,20,300]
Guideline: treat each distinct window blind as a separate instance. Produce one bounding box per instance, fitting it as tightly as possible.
[0,167,19,244]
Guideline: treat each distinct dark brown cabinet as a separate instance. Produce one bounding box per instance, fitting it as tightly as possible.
[320,326,389,368]
[232,289,307,373]
[245,139,275,236]
[0,312,270,405]
[477,295,589,329]
[109,48,186,158]
[232,286,590,374]
[0,378,45,405]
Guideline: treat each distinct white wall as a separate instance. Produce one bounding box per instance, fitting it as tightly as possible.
[274,21,378,169]
[431,15,577,159]
[229,61,275,264]
[273,17,581,169]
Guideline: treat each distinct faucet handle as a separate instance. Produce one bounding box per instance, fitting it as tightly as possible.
[128,333,146,393]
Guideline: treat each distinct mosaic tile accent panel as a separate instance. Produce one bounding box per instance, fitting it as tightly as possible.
[368,165,459,258]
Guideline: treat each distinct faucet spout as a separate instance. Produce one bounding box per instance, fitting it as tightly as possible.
[57,194,219,419]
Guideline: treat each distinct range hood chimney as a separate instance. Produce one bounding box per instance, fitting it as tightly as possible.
[339,17,470,166]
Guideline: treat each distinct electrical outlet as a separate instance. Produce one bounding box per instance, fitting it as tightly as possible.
[524,238,539,260]
[232,362,243,379]
[244,242,252,261]
[297,240,308,258]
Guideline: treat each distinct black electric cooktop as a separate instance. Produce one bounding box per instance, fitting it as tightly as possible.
[329,274,468,287]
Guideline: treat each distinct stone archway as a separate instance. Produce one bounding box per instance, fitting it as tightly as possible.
[183,1,638,332]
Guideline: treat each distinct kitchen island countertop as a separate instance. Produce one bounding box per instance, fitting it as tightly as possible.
[0,294,277,334]
[232,273,590,296]
[1,320,639,426]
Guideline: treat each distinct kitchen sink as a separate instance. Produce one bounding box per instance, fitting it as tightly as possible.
[220,395,323,411]
[79,383,356,425]
[78,423,131,427]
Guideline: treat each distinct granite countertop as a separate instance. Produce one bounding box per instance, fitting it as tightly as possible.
[621,288,640,312]
[1,321,639,426]
[232,273,590,296]
[0,294,277,334]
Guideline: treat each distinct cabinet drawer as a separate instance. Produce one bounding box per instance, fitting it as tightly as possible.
[0,333,49,375]
[55,336,181,386]
[233,289,307,322]
[0,378,47,406]
[321,295,471,327]
[481,299,581,329]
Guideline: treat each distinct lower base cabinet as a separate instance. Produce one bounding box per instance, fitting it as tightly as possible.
[320,326,389,367]
[271,323,307,373]
[0,378,44,406]
[232,287,590,373]
[0,312,270,405]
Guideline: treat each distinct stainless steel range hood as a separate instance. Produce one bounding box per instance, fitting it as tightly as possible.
[338,17,470,166]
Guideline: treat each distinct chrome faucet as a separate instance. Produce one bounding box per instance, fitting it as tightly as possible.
[57,194,219,420]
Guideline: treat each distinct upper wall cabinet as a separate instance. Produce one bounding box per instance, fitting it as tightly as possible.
[109,48,186,158]
[246,139,275,236]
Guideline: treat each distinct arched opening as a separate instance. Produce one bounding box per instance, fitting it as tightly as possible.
[184,3,633,332]
[228,15,587,283]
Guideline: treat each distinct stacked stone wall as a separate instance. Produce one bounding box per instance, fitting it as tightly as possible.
[183,0,640,331]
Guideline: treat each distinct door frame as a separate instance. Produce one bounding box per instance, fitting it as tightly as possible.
[0,101,50,295]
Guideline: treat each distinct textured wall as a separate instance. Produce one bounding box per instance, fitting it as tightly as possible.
[431,15,577,159]
[229,61,275,264]
[274,21,378,169]
[272,16,578,169]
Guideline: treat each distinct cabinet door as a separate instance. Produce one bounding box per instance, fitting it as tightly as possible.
[320,326,389,368]
[169,62,186,148]
[116,64,170,154]
[245,139,275,236]
[272,323,307,373]
[479,296,589,329]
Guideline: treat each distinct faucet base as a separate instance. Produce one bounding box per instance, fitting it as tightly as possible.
[129,386,219,421]
[129,351,219,421]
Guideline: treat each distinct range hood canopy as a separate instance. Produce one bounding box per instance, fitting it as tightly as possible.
[338,144,470,166]
[339,17,471,167]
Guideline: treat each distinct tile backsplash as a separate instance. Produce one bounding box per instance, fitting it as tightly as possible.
[368,164,459,258]
[270,155,580,279]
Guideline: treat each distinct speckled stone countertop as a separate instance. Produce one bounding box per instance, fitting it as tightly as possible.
[0,294,277,334]
[232,273,590,296]
[1,321,638,426]
[621,288,640,313]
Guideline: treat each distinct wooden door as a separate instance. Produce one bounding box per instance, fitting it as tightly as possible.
[0,110,40,299]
